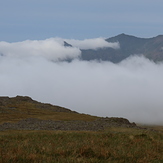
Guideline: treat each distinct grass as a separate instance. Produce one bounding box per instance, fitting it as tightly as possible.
[0,110,98,124]
[0,98,98,124]
[0,96,163,162]
[0,128,163,163]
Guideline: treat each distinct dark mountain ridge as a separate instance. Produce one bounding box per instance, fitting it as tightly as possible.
[80,33,163,63]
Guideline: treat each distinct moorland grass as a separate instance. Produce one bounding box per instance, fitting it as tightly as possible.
[1,97,163,162]
[0,128,163,163]
[0,98,99,124]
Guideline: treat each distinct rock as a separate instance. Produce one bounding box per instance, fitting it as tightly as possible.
[0,117,137,131]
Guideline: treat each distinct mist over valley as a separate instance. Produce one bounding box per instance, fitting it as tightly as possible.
[0,34,163,125]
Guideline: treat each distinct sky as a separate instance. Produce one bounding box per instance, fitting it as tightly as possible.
[0,0,163,125]
[1,0,163,42]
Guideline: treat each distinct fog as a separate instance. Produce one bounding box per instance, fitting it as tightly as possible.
[64,38,120,50]
[0,38,163,125]
[0,38,81,61]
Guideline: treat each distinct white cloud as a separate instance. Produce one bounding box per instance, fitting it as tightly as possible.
[65,38,120,50]
[0,38,81,61]
[0,51,163,125]
[0,37,119,61]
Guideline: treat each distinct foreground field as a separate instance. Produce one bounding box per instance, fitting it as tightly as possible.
[0,96,163,162]
[0,127,163,163]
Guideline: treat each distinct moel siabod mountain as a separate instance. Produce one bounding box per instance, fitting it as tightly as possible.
[80,33,163,63]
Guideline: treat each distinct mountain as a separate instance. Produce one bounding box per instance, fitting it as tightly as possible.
[64,41,72,47]
[81,34,163,63]
[0,96,136,131]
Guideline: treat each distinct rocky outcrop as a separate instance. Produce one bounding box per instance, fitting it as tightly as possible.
[0,117,137,131]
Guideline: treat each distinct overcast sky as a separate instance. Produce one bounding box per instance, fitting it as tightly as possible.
[1,0,163,42]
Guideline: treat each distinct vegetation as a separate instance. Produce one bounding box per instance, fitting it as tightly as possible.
[0,96,163,162]
[0,128,163,163]
[0,96,98,124]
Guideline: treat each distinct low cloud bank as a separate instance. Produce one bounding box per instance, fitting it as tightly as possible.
[0,37,119,62]
[0,38,81,61]
[65,38,120,50]
[0,38,163,125]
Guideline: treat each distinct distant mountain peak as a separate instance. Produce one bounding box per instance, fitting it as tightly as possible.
[118,33,128,36]
[108,33,144,41]
[81,34,163,63]
[64,41,72,47]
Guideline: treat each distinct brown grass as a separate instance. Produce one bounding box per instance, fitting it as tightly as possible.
[0,128,163,163]
[0,100,98,124]
[0,97,163,162]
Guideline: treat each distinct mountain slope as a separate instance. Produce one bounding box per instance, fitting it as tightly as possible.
[0,96,97,124]
[81,34,163,63]
[0,96,137,131]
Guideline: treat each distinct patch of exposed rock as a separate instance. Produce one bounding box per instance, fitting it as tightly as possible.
[0,117,137,131]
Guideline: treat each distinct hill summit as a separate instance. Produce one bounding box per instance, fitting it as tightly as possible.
[0,96,136,131]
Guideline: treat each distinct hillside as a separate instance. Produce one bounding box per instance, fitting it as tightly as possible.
[81,34,163,63]
[0,96,136,131]
[1,96,163,162]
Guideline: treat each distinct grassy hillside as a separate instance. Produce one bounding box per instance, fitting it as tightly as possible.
[0,96,163,162]
[0,96,98,124]
[0,96,138,131]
